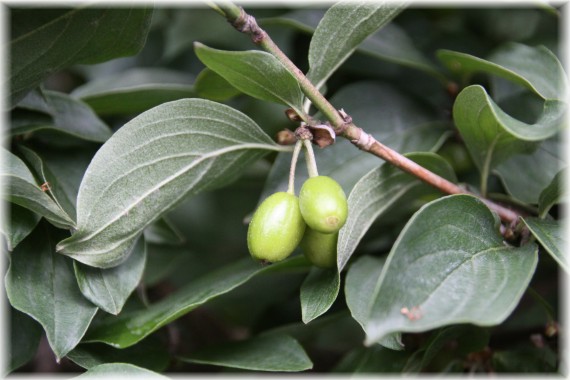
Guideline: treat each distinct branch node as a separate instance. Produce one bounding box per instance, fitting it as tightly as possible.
[231,7,265,44]
[334,108,353,135]
[351,128,376,151]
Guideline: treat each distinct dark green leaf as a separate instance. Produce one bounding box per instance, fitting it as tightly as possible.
[453,85,564,173]
[438,43,567,100]
[300,267,340,324]
[1,203,40,251]
[143,217,185,246]
[364,195,538,345]
[14,90,112,142]
[84,256,309,348]
[493,346,557,373]
[179,334,313,372]
[308,1,405,89]
[5,224,98,359]
[522,217,566,273]
[8,307,42,373]
[194,43,304,114]
[74,236,146,315]
[72,68,196,116]
[56,99,285,268]
[73,363,168,378]
[1,148,74,228]
[333,345,410,373]
[67,336,169,372]
[10,7,152,104]
[538,169,566,218]
[338,153,457,271]
[194,68,242,101]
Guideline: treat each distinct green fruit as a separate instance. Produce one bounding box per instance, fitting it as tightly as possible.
[299,176,348,234]
[301,227,337,269]
[247,192,306,263]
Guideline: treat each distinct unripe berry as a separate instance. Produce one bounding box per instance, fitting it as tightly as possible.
[301,227,337,268]
[299,176,348,234]
[247,192,306,263]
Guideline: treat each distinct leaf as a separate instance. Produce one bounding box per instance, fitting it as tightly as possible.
[73,363,168,379]
[522,217,567,273]
[8,307,42,373]
[194,68,242,101]
[72,68,196,116]
[67,336,170,372]
[14,90,112,142]
[1,203,41,251]
[538,169,566,218]
[345,255,403,350]
[495,137,565,205]
[194,43,304,114]
[5,224,98,360]
[300,268,340,324]
[493,346,557,373]
[56,98,284,268]
[438,43,567,100]
[333,345,410,373]
[364,195,538,345]
[453,85,564,173]
[179,334,313,372]
[84,256,309,349]
[0,148,74,228]
[10,7,153,104]
[74,236,146,315]
[338,153,457,271]
[143,217,185,246]
[307,1,405,90]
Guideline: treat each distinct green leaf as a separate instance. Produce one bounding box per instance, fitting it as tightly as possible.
[8,307,42,373]
[493,346,557,373]
[56,99,283,268]
[453,85,564,173]
[84,256,309,348]
[72,68,196,116]
[538,169,566,218]
[194,68,242,101]
[67,336,169,372]
[10,7,152,104]
[300,268,340,324]
[179,334,313,372]
[74,236,146,315]
[14,90,112,142]
[73,363,168,378]
[522,217,567,273]
[0,148,74,228]
[338,153,457,271]
[143,217,185,246]
[345,255,403,350]
[333,345,410,373]
[364,195,538,345]
[194,43,304,114]
[438,43,567,100]
[307,1,405,89]
[1,203,41,251]
[5,224,98,360]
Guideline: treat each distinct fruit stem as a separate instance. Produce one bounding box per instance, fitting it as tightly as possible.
[288,140,303,195]
[303,139,319,178]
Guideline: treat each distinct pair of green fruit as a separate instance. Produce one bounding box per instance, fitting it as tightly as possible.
[247,176,348,268]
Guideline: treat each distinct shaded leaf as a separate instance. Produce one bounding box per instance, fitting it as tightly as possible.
[67,335,169,372]
[493,346,557,373]
[194,68,242,101]
[308,1,405,89]
[10,7,152,104]
[1,203,40,251]
[72,68,196,116]
[143,217,185,246]
[338,153,457,271]
[15,90,112,142]
[194,43,304,114]
[300,267,340,324]
[522,217,567,273]
[5,224,98,359]
[364,195,538,345]
[0,148,74,228]
[180,334,313,372]
[74,236,147,315]
[333,345,410,373]
[56,99,284,268]
[538,169,566,218]
[8,307,42,373]
[84,256,309,348]
[73,363,168,378]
